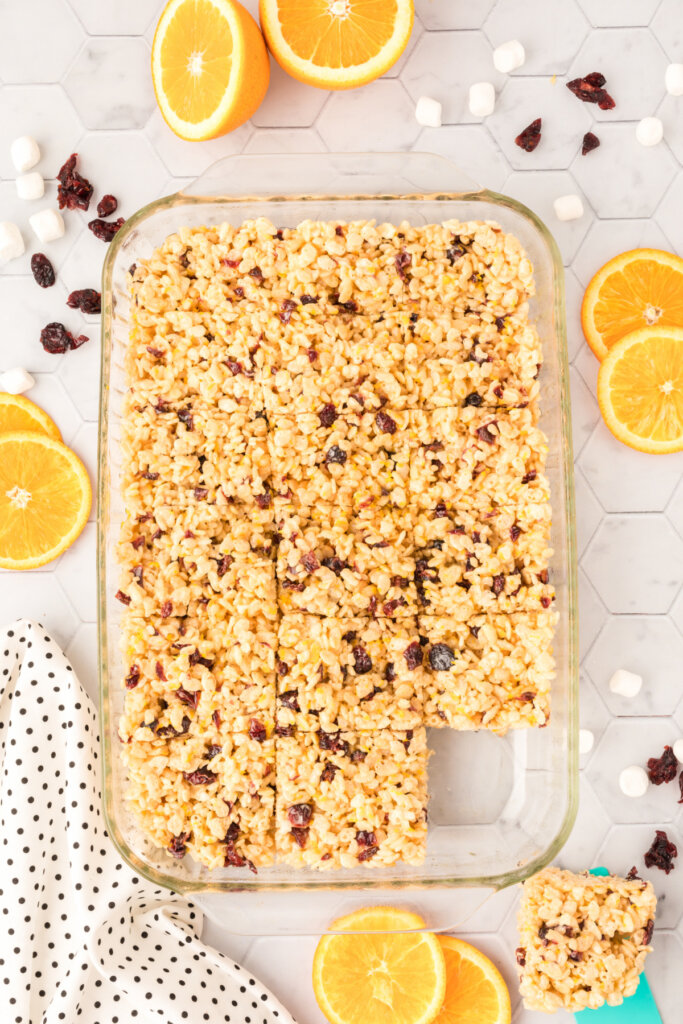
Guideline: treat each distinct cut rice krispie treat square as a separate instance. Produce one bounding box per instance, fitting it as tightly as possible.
[262,314,410,416]
[413,504,553,617]
[122,729,275,871]
[275,728,429,868]
[275,508,417,618]
[276,614,425,732]
[517,867,657,1013]
[121,401,271,510]
[418,611,554,732]
[409,407,549,513]
[269,409,410,515]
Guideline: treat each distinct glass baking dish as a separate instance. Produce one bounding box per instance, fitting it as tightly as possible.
[98,152,578,926]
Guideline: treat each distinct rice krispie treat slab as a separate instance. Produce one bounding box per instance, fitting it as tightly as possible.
[517,867,656,1013]
[269,409,410,515]
[418,611,555,732]
[123,729,275,871]
[275,509,417,618]
[275,728,428,869]
[409,406,549,513]
[276,614,425,732]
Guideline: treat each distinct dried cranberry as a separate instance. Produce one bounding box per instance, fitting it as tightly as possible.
[57,153,93,211]
[321,762,337,783]
[433,502,448,519]
[644,829,677,873]
[477,424,497,445]
[249,718,267,743]
[178,406,194,430]
[446,240,466,264]
[155,661,166,681]
[375,410,397,434]
[318,402,338,427]
[403,641,423,670]
[626,866,640,881]
[124,665,140,689]
[325,444,347,465]
[515,118,542,153]
[510,524,522,541]
[224,822,240,844]
[224,843,246,868]
[115,590,131,606]
[290,827,309,848]
[168,832,191,859]
[428,643,455,671]
[357,845,379,862]
[279,690,300,712]
[287,803,313,827]
[300,294,318,305]
[31,253,55,288]
[66,288,101,314]
[160,600,172,618]
[492,574,505,595]
[249,266,264,281]
[176,688,200,710]
[356,830,376,848]
[351,645,373,675]
[643,919,655,945]
[212,710,221,729]
[88,217,125,242]
[647,745,678,785]
[567,72,615,110]
[279,298,298,323]
[206,744,222,759]
[516,948,526,967]
[97,194,118,217]
[395,249,411,281]
[301,551,321,573]
[277,659,290,677]
[40,322,88,354]
[225,359,243,376]
[331,293,358,313]
[307,348,318,363]
[581,131,601,155]
[255,486,272,510]
[464,392,482,407]
[183,767,217,785]
[216,554,233,577]
[321,555,347,576]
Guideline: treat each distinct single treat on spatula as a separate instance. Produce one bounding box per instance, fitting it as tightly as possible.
[516,866,656,1013]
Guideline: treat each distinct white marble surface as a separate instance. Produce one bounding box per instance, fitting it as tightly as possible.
[1,1,683,1020]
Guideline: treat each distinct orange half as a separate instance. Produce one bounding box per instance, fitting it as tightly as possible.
[597,326,683,454]
[0,432,91,569]
[313,906,446,1024]
[259,0,414,90]
[434,936,511,1024]
[152,0,270,140]
[582,248,683,361]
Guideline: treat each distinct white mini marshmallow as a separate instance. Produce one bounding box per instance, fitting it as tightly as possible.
[665,63,683,97]
[673,738,683,763]
[619,765,649,799]
[553,194,584,221]
[579,728,594,755]
[609,668,643,699]
[16,171,44,201]
[0,367,35,395]
[469,82,496,118]
[10,135,41,173]
[415,96,442,128]
[29,208,65,244]
[636,116,664,147]
[0,221,25,264]
[493,39,525,74]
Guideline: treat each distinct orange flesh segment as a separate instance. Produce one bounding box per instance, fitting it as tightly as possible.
[593,259,683,351]
[159,0,235,123]
[608,334,683,443]
[436,941,506,1023]
[278,0,398,67]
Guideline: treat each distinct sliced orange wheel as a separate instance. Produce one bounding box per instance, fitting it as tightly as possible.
[0,393,61,440]
[313,906,446,1024]
[259,0,414,90]
[597,326,683,454]
[0,432,91,569]
[152,0,270,141]
[582,248,683,361]
[434,936,511,1024]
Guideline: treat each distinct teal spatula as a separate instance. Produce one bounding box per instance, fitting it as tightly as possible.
[574,867,661,1024]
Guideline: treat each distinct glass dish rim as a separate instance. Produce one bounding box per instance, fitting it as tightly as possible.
[98,152,579,897]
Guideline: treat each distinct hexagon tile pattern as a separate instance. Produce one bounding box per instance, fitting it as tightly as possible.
[2,1,683,1021]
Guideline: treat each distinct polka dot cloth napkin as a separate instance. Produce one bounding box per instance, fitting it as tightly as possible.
[0,621,295,1024]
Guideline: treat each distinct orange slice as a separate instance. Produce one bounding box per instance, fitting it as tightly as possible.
[434,936,511,1024]
[151,0,270,141]
[0,393,61,440]
[597,326,683,454]
[582,248,683,361]
[313,906,446,1024]
[0,432,92,569]
[259,0,414,90]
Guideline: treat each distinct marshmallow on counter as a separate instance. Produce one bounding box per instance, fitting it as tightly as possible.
[553,194,584,221]
[609,668,642,699]
[16,171,45,201]
[0,221,25,264]
[28,208,65,244]
[0,368,35,395]
[579,728,594,755]
[665,63,683,96]
[636,116,664,147]
[415,96,442,128]
[493,39,525,74]
[619,765,649,799]
[673,738,683,763]
[469,82,496,118]
[10,135,41,173]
